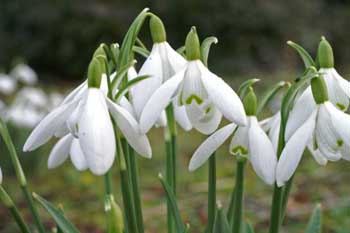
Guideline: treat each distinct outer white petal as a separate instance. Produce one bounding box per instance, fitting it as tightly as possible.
[333,69,350,100]
[164,42,187,74]
[23,100,78,151]
[78,89,116,175]
[248,117,277,185]
[48,134,73,169]
[107,99,152,158]
[173,101,192,131]
[199,62,247,126]
[155,111,167,128]
[119,96,136,119]
[276,110,317,187]
[321,68,349,110]
[315,103,342,161]
[140,70,185,133]
[269,113,281,153]
[189,123,236,171]
[61,81,87,105]
[285,87,316,140]
[66,101,83,137]
[307,142,328,166]
[131,45,163,118]
[70,138,88,171]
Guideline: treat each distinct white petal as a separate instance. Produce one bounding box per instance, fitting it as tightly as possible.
[23,100,79,151]
[173,101,192,131]
[61,81,87,105]
[131,45,163,118]
[315,104,342,161]
[248,117,277,185]
[326,102,350,148]
[333,69,350,100]
[155,111,167,128]
[189,123,236,171]
[276,110,317,187]
[140,70,185,133]
[78,89,116,175]
[164,42,187,75]
[107,99,152,158]
[199,62,247,126]
[66,101,83,137]
[119,96,137,119]
[285,87,316,140]
[181,61,207,104]
[307,142,328,166]
[70,138,88,171]
[321,68,349,110]
[229,125,249,157]
[48,134,73,169]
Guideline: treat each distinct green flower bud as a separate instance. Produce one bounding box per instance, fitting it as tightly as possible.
[105,195,124,233]
[311,76,329,104]
[87,57,103,88]
[317,36,334,68]
[93,43,107,58]
[150,14,166,43]
[185,26,201,61]
[243,87,257,116]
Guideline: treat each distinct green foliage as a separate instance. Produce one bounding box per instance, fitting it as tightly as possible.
[306,204,322,233]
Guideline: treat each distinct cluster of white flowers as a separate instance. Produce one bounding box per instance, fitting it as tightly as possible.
[21,15,350,189]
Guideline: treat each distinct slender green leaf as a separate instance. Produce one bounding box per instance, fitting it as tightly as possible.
[305,204,322,233]
[114,75,150,102]
[133,46,150,58]
[243,222,255,233]
[33,193,80,233]
[287,41,315,69]
[201,36,218,67]
[213,202,230,233]
[111,59,136,91]
[257,81,288,116]
[238,79,260,98]
[177,46,186,58]
[136,37,149,52]
[158,173,186,233]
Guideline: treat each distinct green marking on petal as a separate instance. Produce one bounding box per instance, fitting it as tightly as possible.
[336,103,346,111]
[231,145,248,157]
[337,139,344,147]
[178,91,184,106]
[205,106,212,114]
[186,94,203,105]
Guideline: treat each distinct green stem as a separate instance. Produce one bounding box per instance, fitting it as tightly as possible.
[231,159,246,233]
[207,154,216,233]
[116,133,138,233]
[104,171,113,195]
[129,146,145,233]
[269,186,283,233]
[0,186,31,233]
[280,175,295,222]
[165,104,177,233]
[227,187,236,225]
[21,186,44,233]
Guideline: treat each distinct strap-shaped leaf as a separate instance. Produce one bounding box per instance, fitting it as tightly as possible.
[257,81,288,116]
[158,174,186,233]
[287,41,315,69]
[238,78,260,99]
[305,204,322,233]
[243,222,255,233]
[33,193,80,233]
[111,59,136,91]
[201,36,218,67]
[177,46,186,58]
[133,46,150,58]
[136,37,149,52]
[213,202,230,233]
[114,75,150,102]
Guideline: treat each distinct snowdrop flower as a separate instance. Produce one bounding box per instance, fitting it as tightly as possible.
[260,111,281,152]
[130,15,190,130]
[48,134,88,171]
[0,73,17,95]
[140,27,246,135]
[276,76,350,187]
[10,63,38,85]
[189,88,277,185]
[23,58,152,175]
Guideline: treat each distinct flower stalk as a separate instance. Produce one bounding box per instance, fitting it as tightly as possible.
[207,153,216,233]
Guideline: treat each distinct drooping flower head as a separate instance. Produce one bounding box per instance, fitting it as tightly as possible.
[189,87,277,185]
[140,27,247,135]
[277,76,350,186]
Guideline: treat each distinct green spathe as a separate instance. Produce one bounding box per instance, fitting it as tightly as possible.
[150,14,166,43]
[185,26,201,61]
[243,87,257,116]
[317,36,334,68]
[87,57,103,88]
[311,76,329,104]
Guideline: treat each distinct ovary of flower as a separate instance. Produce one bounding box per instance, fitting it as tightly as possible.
[189,116,277,185]
[129,42,192,131]
[276,101,350,187]
[23,80,152,175]
[140,59,247,135]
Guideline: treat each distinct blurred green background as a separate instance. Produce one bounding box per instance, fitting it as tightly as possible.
[1,0,350,232]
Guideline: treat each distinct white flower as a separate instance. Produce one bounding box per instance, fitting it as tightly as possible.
[24,74,152,175]
[140,60,247,134]
[130,42,191,131]
[189,116,277,185]
[260,111,281,152]
[276,101,350,186]
[10,63,38,85]
[0,74,17,95]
